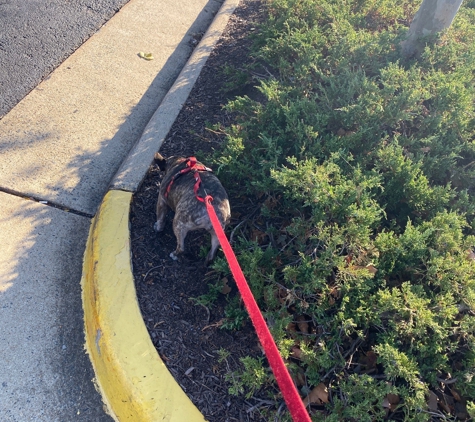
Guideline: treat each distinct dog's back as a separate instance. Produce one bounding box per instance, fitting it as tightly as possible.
[154,154,230,264]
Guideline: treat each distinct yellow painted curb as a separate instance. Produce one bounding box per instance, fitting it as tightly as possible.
[81,190,205,422]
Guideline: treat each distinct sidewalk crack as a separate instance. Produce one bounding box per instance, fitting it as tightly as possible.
[0,186,94,218]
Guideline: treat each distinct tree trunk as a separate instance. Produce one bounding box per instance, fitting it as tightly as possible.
[401,0,464,58]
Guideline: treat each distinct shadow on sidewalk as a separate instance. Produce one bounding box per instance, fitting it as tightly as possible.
[0,1,224,420]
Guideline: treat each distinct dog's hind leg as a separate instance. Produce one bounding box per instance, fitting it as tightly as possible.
[205,228,221,266]
[170,218,189,261]
[154,195,168,232]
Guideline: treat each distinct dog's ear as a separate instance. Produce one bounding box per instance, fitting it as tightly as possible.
[154,152,167,171]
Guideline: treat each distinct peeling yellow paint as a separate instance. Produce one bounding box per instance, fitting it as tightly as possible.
[81,190,205,422]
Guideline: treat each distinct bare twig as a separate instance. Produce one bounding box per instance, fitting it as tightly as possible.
[437,377,458,385]
[196,302,211,325]
[274,401,286,421]
[229,206,259,244]
[245,399,276,414]
[419,410,453,420]
[143,265,163,282]
[230,218,249,244]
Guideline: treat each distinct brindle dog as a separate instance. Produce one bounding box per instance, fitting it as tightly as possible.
[154,153,231,265]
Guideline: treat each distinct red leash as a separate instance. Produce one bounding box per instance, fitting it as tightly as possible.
[166,157,311,420]
[203,195,312,422]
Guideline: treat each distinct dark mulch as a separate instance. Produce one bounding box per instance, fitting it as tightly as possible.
[129,1,281,421]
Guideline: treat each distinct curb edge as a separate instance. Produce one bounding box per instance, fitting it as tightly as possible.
[81,190,205,421]
[81,0,240,419]
[110,0,241,192]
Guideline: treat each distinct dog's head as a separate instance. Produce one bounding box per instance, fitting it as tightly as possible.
[154,153,188,174]
[154,152,168,172]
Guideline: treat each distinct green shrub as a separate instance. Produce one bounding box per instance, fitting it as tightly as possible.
[225,356,272,398]
[211,0,475,419]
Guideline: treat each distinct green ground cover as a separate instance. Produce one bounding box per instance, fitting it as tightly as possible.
[210,0,475,419]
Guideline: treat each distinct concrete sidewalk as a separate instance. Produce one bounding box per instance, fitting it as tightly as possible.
[0,0,222,420]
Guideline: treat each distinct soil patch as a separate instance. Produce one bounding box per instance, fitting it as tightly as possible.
[130,1,279,420]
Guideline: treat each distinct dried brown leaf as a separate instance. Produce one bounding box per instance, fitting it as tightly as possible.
[387,393,400,406]
[329,286,340,299]
[221,278,232,294]
[251,229,267,244]
[366,351,378,369]
[291,346,302,359]
[296,315,309,334]
[287,322,298,335]
[366,264,377,274]
[450,387,462,402]
[428,390,438,412]
[436,390,454,413]
[455,402,469,420]
[304,383,329,406]
[276,288,288,304]
[290,366,306,387]
[382,393,400,412]
[438,398,451,414]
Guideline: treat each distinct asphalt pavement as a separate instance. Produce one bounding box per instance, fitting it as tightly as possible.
[0,0,130,119]
[0,0,222,420]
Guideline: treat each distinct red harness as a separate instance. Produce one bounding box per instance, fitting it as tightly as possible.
[164,157,213,203]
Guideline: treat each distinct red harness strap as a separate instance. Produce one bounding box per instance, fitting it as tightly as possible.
[164,157,212,200]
